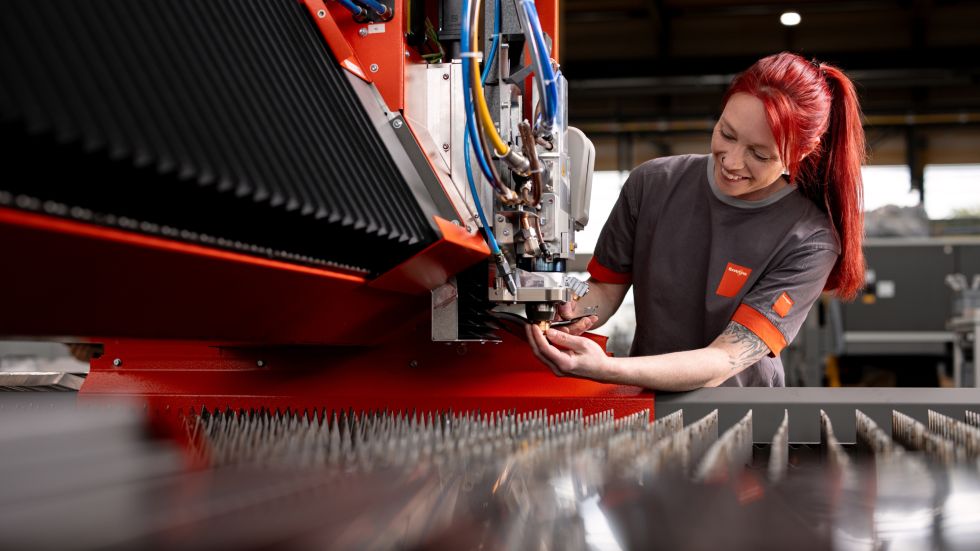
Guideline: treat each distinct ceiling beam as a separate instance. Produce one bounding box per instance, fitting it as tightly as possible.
[571,112,980,136]
[561,47,980,80]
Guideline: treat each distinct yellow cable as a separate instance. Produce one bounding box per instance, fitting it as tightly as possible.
[469,0,509,156]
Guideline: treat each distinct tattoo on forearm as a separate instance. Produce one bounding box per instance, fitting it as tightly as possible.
[719,322,770,371]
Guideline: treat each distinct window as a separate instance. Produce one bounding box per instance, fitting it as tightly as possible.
[923,164,980,219]
[862,165,919,212]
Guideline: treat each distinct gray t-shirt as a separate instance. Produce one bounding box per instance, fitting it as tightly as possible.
[589,154,840,386]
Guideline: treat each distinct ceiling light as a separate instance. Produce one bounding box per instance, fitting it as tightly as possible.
[780,12,801,26]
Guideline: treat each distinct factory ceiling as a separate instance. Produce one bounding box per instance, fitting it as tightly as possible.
[560,0,980,168]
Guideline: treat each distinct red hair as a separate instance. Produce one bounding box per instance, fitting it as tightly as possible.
[724,52,866,300]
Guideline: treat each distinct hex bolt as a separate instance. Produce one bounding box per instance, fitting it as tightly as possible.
[316,9,326,18]
[370,63,379,73]
[392,119,403,129]
[358,27,368,37]
[442,143,450,151]
[112,358,123,367]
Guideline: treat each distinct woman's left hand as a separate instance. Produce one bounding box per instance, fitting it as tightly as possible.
[526,325,615,381]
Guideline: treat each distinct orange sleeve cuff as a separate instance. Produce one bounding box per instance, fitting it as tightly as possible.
[587,257,632,284]
[732,304,788,356]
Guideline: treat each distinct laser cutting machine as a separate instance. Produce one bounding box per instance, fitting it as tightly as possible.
[0,0,645,418]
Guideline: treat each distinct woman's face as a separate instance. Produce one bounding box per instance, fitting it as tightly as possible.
[711,93,788,200]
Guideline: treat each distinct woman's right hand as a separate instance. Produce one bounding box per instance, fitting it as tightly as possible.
[554,301,598,336]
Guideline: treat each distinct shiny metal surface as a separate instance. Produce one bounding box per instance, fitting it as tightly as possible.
[0,371,85,391]
[695,410,752,483]
[768,410,789,482]
[3,397,980,550]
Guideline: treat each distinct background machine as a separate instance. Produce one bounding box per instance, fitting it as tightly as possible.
[1,1,979,548]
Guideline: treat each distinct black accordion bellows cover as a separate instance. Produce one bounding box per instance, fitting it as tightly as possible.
[0,0,438,274]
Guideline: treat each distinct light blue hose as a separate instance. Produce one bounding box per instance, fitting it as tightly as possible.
[521,1,558,128]
[464,131,501,255]
[333,0,365,17]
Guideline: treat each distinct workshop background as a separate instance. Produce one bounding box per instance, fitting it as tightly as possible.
[557,0,980,388]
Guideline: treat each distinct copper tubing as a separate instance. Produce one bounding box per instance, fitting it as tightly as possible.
[517,121,543,207]
[532,215,545,246]
[520,212,532,232]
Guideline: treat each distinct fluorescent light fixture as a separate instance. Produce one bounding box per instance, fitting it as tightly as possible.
[780,12,801,26]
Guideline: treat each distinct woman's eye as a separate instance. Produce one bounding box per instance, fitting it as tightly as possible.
[752,151,771,161]
[721,132,735,141]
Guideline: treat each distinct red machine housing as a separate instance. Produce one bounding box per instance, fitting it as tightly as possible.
[0,0,652,432]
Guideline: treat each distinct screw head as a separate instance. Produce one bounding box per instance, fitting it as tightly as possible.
[256,360,266,368]
[442,73,450,80]
[358,27,368,37]
[503,229,510,236]
[441,143,450,151]
[369,63,379,73]
[112,358,122,367]
[316,9,326,18]
[408,360,419,368]
[496,215,505,222]
[392,119,403,129]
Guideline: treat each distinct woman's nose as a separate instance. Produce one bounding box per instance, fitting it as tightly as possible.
[721,152,745,170]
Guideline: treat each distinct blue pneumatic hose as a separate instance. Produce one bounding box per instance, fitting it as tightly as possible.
[334,0,366,17]
[460,0,496,183]
[481,0,501,83]
[464,130,500,255]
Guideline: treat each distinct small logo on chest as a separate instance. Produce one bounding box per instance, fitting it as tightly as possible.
[773,292,795,317]
[715,262,753,297]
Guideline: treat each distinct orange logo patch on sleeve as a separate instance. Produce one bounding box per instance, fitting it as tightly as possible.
[773,292,795,317]
[715,262,753,297]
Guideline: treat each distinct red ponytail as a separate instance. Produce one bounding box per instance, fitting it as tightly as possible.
[724,53,866,300]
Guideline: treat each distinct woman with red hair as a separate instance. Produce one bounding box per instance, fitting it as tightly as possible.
[529,52,866,389]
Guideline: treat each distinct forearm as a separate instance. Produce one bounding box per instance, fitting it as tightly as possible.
[590,322,771,391]
[568,278,628,328]
[531,322,769,390]
[601,347,733,392]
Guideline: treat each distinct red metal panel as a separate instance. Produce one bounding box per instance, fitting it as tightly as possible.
[0,207,421,345]
[301,0,370,81]
[537,0,560,61]
[81,324,653,422]
[326,0,407,112]
[370,216,490,294]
